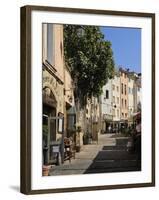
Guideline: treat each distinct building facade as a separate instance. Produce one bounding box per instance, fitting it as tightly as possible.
[85,97,100,140]
[100,67,141,133]
[42,24,77,164]
[128,74,135,122]
[112,72,121,122]
[100,79,113,133]
[119,68,128,121]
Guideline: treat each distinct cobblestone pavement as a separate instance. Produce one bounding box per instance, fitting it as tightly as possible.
[49,134,141,176]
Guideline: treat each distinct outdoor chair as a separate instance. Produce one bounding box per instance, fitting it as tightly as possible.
[64,137,76,162]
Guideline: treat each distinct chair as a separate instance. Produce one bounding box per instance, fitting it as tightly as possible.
[64,137,76,162]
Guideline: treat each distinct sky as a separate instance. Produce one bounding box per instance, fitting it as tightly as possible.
[101,27,141,73]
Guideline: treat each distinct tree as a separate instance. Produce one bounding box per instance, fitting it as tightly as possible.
[64,25,115,105]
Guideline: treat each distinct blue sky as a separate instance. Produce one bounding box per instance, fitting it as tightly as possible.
[101,27,141,73]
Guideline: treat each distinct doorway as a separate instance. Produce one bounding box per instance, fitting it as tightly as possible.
[43,105,56,164]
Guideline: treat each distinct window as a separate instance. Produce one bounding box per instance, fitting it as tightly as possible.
[125,113,127,118]
[122,98,124,107]
[112,109,115,117]
[112,84,115,91]
[117,109,119,117]
[106,90,109,99]
[122,112,124,117]
[121,83,123,94]
[47,24,54,65]
[116,86,119,92]
[113,96,115,103]
[125,99,127,108]
[125,73,127,78]
[125,84,127,95]
[129,87,131,94]
[117,97,119,104]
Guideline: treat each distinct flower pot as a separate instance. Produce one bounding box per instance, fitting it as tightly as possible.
[42,165,50,176]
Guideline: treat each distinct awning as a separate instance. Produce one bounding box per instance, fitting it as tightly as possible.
[132,112,141,119]
[67,106,76,115]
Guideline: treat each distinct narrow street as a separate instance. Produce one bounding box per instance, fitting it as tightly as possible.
[49,134,141,176]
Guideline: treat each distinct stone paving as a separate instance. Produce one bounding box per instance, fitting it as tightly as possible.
[49,134,141,176]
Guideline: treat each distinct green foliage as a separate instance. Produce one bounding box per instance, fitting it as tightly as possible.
[64,25,115,105]
[43,125,48,136]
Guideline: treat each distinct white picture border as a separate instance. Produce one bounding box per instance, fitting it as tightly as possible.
[31,10,152,190]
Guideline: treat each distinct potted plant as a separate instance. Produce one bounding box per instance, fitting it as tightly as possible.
[42,165,51,176]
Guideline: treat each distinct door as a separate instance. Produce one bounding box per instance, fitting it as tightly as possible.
[42,105,56,165]
[48,116,64,164]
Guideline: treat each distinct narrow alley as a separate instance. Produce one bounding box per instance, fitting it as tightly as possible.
[49,134,141,176]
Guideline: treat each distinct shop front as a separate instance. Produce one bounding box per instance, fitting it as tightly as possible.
[42,70,65,166]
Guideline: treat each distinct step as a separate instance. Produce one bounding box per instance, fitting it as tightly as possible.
[84,166,141,174]
[85,159,140,169]
[94,150,138,160]
[116,138,129,146]
[102,146,127,151]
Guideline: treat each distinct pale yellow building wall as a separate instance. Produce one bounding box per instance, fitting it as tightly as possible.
[54,25,64,82]
[112,75,121,121]
[120,71,128,120]
[128,77,134,119]
[42,24,65,141]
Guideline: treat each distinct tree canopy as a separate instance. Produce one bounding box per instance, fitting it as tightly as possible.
[64,25,115,103]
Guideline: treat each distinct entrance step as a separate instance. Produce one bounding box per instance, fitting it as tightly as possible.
[94,150,138,160]
[116,138,129,146]
[102,145,127,151]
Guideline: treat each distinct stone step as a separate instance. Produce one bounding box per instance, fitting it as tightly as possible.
[102,145,127,151]
[84,166,141,174]
[50,159,141,172]
[116,138,129,146]
[94,150,138,160]
[86,160,140,169]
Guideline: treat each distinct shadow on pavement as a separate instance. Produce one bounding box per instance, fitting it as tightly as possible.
[84,145,141,174]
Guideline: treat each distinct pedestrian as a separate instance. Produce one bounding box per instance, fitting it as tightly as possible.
[108,125,111,133]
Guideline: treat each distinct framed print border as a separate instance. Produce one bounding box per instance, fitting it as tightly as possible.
[20,5,155,194]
